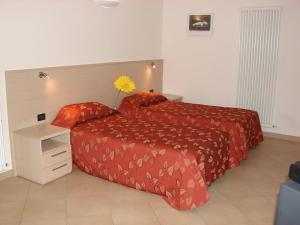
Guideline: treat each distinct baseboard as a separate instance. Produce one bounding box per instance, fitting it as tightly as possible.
[264,132,300,143]
[0,169,14,182]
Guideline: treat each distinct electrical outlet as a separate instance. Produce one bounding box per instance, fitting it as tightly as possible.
[37,113,46,121]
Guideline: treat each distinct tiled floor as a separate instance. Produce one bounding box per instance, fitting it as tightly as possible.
[0,137,299,225]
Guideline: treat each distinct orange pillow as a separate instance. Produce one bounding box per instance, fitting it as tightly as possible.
[139,92,168,106]
[52,102,117,129]
[119,92,167,112]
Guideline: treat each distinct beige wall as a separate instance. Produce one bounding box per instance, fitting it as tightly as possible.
[162,0,300,137]
[0,0,163,171]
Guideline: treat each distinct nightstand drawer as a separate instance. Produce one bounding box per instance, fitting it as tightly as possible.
[42,159,72,184]
[42,145,71,168]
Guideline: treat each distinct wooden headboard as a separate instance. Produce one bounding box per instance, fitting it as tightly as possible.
[5,59,163,131]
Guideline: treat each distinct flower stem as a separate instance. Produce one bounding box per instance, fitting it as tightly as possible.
[113,90,121,109]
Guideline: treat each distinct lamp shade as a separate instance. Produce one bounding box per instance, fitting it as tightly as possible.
[94,0,120,8]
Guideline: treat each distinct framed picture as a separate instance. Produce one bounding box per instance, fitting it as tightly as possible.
[188,14,213,36]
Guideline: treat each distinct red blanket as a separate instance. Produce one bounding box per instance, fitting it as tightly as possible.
[119,95,263,168]
[71,114,229,210]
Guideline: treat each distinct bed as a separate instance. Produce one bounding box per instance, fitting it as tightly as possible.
[52,102,230,210]
[118,92,264,168]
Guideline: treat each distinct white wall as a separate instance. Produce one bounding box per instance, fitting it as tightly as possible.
[0,0,162,69]
[0,0,163,171]
[162,0,300,137]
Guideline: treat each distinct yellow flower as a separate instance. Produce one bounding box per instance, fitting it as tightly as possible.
[114,75,136,93]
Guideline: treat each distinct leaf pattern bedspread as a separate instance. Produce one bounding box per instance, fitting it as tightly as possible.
[119,98,264,168]
[71,114,229,210]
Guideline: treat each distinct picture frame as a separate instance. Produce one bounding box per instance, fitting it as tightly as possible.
[188,14,214,36]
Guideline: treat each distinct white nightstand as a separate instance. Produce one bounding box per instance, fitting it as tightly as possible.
[14,123,72,184]
[163,93,183,102]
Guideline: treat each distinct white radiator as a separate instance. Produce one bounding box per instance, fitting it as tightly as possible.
[237,7,281,127]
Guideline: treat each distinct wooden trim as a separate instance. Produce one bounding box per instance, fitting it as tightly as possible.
[0,169,14,182]
[264,132,300,143]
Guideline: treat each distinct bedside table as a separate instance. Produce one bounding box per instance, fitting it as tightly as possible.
[14,123,72,184]
[163,93,183,102]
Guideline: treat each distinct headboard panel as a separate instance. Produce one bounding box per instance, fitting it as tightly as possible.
[5,59,163,131]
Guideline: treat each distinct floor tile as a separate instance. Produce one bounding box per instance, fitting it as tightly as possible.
[67,215,113,225]
[0,201,25,223]
[67,196,110,217]
[197,202,248,225]
[232,196,274,221]
[250,217,274,225]
[27,177,66,200]
[0,223,20,225]
[20,220,66,225]
[22,198,66,222]
[0,177,29,186]
[110,198,152,213]
[66,170,109,198]
[227,165,269,183]
[112,211,160,225]
[111,200,160,225]
[246,176,281,196]
[207,184,229,204]
[215,179,259,201]
[0,183,29,202]
[154,208,206,225]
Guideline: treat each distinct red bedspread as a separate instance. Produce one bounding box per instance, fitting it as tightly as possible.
[119,96,263,168]
[71,114,229,210]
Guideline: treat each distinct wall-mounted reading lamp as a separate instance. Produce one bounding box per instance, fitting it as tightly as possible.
[151,62,157,69]
[94,0,120,8]
[38,72,50,79]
